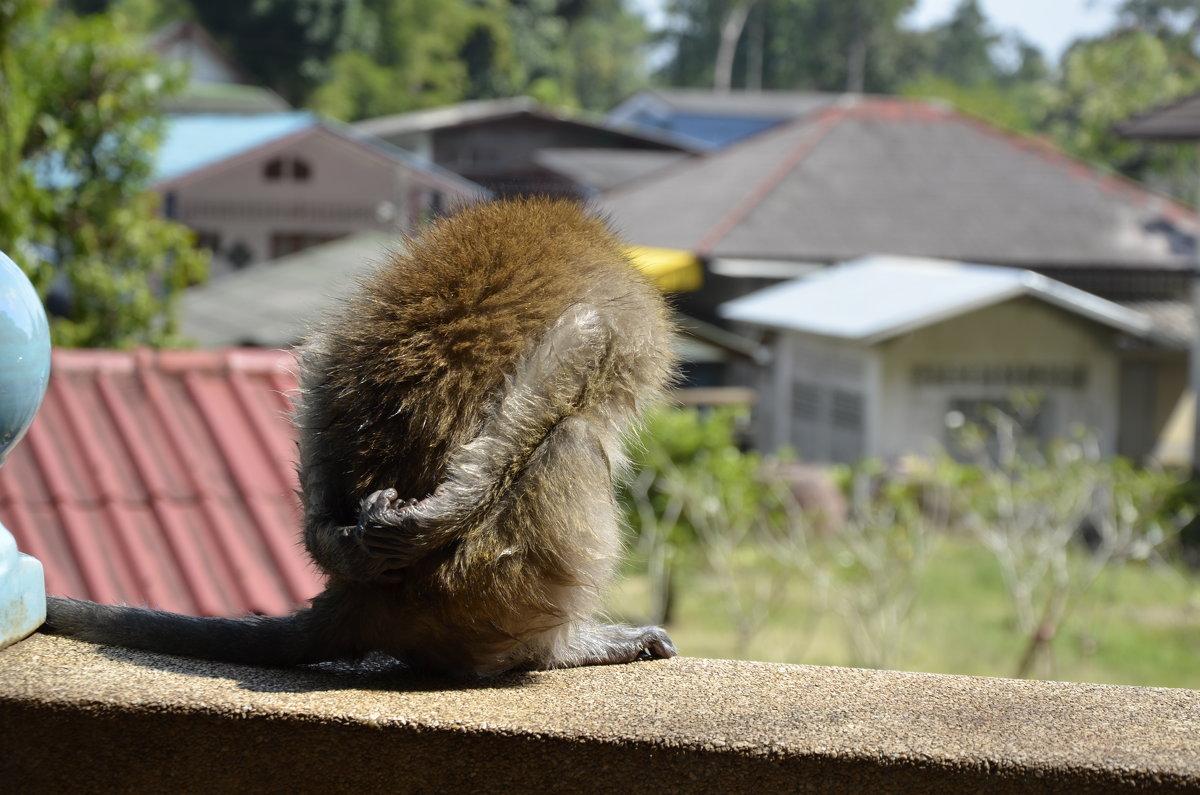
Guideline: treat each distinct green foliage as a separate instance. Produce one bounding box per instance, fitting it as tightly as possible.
[623,405,767,548]
[307,0,652,119]
[622,406,1192,676]
[901,74,1053,133]
[1049,29,1200,197]
[0,0,208,348]
[661,0,925,93]
[928,0,997,86]
[187,0,370,105]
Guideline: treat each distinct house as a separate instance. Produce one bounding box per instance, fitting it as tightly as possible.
[600,95,1195,292]
[598,94,1194,461]
[354,97,696,197]
[148,21,290,115]
[153,112,487,276]
[607,88,840,149]
[1115,89,1200,471]
[721,256,1159,462]
[0,348,319,616]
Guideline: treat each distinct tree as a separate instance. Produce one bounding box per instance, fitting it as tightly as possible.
[714,0,755,91]
[659,0,924,94]
[0,1,208,348]
[929,0,1000,86]
[308,0,650,119]
[1119,0,1200,37]
[310,0,479,119]
[1050,29,1200,197]
[187,0,370,105]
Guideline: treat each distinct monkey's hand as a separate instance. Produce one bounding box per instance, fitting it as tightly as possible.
[350,488,428,578]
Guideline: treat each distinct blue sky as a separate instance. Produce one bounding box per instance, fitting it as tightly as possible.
[636,0,1124,63]
[905,0,1120,61]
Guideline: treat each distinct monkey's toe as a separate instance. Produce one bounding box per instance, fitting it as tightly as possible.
[638,626,677,660]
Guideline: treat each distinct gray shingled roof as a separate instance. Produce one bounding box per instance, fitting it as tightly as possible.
[1116,91,1200,140]
[180,232,395,347]
[531,148,690,192]
[600,96,1197,270]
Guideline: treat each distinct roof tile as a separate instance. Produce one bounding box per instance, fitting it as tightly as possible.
[0,348,322,617]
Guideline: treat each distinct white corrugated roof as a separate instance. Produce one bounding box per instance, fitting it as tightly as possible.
[719,255,1155,343]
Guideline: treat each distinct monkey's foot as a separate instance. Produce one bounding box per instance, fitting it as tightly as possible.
[351,488,427,572]
[359,488,420,528]
[634,626,678,661]
[551,623,677,669]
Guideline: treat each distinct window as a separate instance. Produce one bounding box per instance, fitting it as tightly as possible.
[792,381,820,422]
[263,156,312,182]
[912,363,1087,389]
[831,390,863,429]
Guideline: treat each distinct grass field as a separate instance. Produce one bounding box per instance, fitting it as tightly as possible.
[605,537,1200,689]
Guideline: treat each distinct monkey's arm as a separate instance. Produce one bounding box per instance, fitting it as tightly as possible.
[350,303,615,572]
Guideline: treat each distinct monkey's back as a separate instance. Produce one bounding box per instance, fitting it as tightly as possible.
[297,197,669,533]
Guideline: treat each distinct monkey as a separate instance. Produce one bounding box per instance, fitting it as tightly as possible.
[40,197,678,677]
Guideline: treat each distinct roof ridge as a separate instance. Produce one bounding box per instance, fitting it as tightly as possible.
[695,102,848,255]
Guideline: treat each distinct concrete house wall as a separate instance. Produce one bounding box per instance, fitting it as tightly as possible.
[766,334,875,462]
[876,298,1122,460]
[760,298,1128,463]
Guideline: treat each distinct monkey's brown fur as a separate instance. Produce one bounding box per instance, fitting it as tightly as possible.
[42,197,677,676]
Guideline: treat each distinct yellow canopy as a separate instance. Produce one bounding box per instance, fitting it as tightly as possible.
[626,246,703,292]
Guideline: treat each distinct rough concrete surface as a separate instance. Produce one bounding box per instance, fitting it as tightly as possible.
[1,633,1197,792]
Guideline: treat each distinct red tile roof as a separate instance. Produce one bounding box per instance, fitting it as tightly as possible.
[0,348,323,618]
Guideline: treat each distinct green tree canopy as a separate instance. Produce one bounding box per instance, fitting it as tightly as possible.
[1051,29,1200,196]
[659,0,928,93]
[0,1,207,348]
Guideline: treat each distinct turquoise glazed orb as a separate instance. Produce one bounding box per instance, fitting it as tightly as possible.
[0,250,50,465]
[0,249,49,649]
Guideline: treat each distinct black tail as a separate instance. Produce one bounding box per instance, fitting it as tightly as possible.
[41,596,327,667]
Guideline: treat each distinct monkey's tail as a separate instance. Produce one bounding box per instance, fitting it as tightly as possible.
[41,596,329,667]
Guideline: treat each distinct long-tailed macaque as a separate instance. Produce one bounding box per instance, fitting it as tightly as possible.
[41,197,677,677]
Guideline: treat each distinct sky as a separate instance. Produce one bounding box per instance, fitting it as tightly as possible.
[905,0,1121,62]
[636,1,1125,64]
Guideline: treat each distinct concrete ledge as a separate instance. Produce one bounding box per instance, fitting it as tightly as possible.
[1,634,1197,792]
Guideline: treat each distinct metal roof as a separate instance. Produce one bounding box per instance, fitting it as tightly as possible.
[0,348,321,617]
[611,88,841,118]
[181,232,396,347]
[607,88,840,148]
[155,112,489,197]
[719,255,1156,344]
[155,112,316,182]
